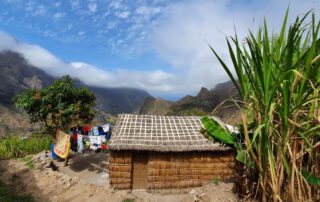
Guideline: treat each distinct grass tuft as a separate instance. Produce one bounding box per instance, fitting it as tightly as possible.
[0,135,52,160]
[122,198,134,202]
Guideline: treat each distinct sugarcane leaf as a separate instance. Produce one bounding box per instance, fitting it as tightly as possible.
[209,44,243,99]
[247,124,265,151]
[302,170,320,185]
[282,154,291,176]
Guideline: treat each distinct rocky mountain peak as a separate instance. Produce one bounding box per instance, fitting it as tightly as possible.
[197,87,210,99]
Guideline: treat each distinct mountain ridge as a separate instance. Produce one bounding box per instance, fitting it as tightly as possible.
[0,51,150,135]
[139,80,241,124]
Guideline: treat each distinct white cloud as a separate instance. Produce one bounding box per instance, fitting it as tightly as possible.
[25,3,34,12]
[117,11,130,19]
[107,21,117,29]
[78,31,85,36]
[1,0,319,98]
[150,0,320,95]
[0,31,176,94]
[70,0,80,10]
[88,3,97,13]
[54,2,61,7]
[109,1,122,10]
[136,6,162,16]
[42,30,57,37]
[32,5,46,16]
[53,12,65,19]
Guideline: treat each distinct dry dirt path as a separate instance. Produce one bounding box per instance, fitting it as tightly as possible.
[0,151,238,202]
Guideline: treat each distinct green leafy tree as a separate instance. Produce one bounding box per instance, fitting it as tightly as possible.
[15,75,95,135]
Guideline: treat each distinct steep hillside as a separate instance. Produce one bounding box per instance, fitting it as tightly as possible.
[139,96,173,115]
[139,80,241,124]
[0,51,54,107]
[90,86,149,115]
[0,51,150,135]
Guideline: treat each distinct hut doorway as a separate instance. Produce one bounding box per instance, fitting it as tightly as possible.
[132,151,148,189]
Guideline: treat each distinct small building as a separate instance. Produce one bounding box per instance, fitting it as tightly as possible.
[108,114,235,191]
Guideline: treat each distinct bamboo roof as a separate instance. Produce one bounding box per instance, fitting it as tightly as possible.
[109,114,234,152]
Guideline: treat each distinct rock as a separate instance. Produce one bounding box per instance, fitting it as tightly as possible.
[58,180,64,185]
[70,176,79,185]
[117,190,129,197]
[198,193,209,202]
[60,174,71,183]
[63,182,72,189]
[50,196,59,202]
[18,167,29,174]
[187,188,209,202]
[189,189,199,195]
[100,173,109,179]
[33,150,53,170]
[56,172,64,178]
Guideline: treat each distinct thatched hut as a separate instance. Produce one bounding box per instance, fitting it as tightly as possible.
[108,114,236,191]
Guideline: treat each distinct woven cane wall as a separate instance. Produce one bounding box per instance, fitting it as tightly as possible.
[147,151,235,189]
[109,151,133,189]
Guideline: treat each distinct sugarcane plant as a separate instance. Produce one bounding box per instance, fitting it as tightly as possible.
[202,9,320,201]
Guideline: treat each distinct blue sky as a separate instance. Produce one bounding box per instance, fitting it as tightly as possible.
[0,0,319,100]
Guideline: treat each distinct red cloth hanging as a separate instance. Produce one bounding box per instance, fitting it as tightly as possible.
[101,144,107,149]
[82,125,92,135]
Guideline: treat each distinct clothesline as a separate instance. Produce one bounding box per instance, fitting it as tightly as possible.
[69,123,112,153]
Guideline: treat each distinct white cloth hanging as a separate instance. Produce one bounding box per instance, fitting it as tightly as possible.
[102,124,110,133]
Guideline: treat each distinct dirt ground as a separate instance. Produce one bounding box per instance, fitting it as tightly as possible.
[0,151,238,202]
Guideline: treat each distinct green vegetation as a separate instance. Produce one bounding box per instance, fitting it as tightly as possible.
[22,156,34,169]
[15,75,96,135]
[0,180,35,202]
[121,198,134,202]
[0,135,52,160]
[204,9,320,201]
[167,106,210,116]
[212,176,221,185]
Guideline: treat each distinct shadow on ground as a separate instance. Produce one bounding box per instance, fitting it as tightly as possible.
[0,160,43,201]
[67,152,109,173]
[53,151,110,187]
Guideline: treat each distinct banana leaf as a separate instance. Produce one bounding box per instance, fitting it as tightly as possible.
[201,116,236,146]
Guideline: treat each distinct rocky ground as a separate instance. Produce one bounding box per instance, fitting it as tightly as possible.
[0,151,238,202]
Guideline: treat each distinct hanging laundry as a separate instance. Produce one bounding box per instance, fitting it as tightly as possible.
[54,129,71,159]
[77,134,84,154]
[82,125,92,135]
[70,131,78,152]
[88,135,102,150]
[88,130,93,136]
[92,127,99,136]
[106,133,111,141]
[98,127,105,136]
[102,124,110,133]
[101,135,106,143]
[90,145,98,151]
[101,144,107,149]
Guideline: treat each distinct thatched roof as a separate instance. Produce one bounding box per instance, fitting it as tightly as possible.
[109,114,234,152]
